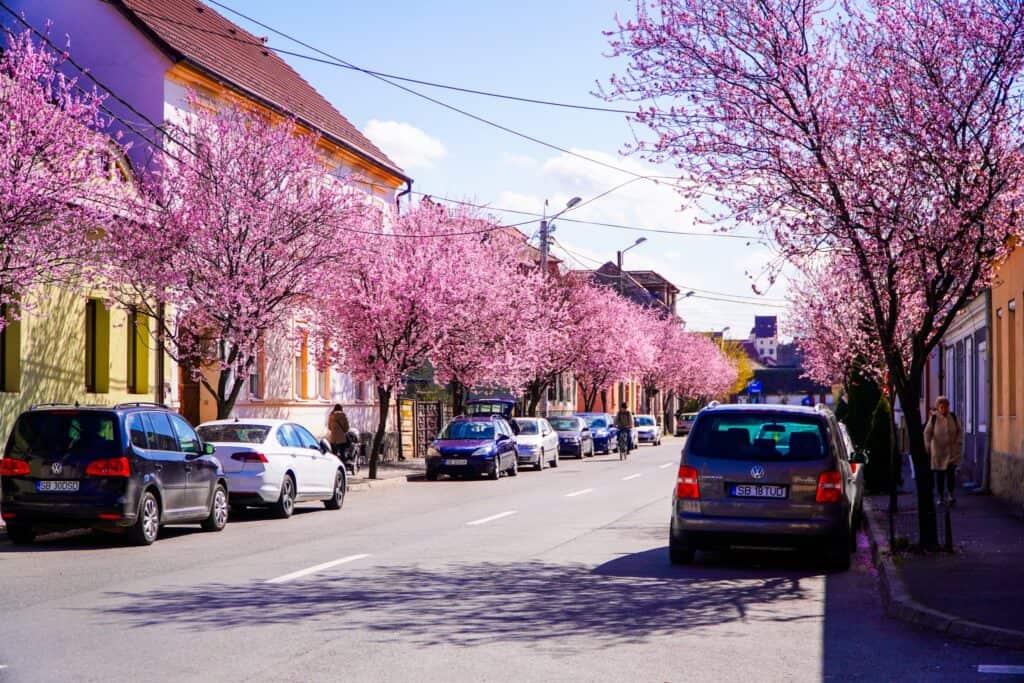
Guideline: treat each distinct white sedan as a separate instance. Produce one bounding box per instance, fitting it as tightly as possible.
[512,417,560,470]
[196,418,346,518]
[634,414,663,446]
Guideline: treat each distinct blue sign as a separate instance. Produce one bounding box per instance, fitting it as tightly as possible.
[747,380,762,394]
[801,396,812,406]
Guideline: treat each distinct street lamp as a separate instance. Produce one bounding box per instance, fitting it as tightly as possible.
[616,237,647,295]
[539,196,582,276]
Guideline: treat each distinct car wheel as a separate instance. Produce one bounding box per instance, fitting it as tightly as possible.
[5,522,35,545]
[509,457,518,477]
[272,475,296,519]
[489,459,501,480]
[128,491,160,546]
[669,535,695,565]
[536,449,545,471]
[323,470,346,510]
[201,484,229,531]
[551,451,558,468]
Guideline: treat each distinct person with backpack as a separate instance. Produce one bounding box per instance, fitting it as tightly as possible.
[923,396,963,505]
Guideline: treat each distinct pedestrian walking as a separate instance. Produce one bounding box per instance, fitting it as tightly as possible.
[923,395,963,506]
[328,403,351,461]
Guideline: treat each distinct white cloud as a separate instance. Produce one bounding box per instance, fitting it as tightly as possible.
[363,120,447,170]
[501,152,538,169]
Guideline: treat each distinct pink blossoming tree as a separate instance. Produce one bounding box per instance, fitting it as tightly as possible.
[574,288,649,412]
[106,97,361,419]
[0,29,112,325]
[605,0,1024,546]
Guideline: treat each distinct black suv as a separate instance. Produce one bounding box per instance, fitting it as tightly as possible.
[1,403,229,545]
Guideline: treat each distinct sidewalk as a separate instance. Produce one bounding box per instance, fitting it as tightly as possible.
[346,457,424,491]
[864,484,1024,649]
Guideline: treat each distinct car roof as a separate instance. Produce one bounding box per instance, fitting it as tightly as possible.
[701,403,830,417]
[197,418,287,427]
[451,415,504,422]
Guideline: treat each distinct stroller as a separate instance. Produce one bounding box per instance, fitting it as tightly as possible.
[339,429,361,476]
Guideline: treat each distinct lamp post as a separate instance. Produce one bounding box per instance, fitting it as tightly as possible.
[539,196,581,277]
[616,237,647,296]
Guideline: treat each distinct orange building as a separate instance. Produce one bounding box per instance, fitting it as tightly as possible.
[990,241,1024,506]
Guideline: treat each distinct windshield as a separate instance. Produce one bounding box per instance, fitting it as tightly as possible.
[548,417,578,431]
[688,412,828,461]
[197,424,270,444]
[635,416,655,426]
[512,419,538,434]
[7,412,119,457]
[582,416,607,429]
[440,421,494,440]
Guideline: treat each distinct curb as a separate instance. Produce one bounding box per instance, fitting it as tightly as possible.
[346,473,419,492]
[863,499,1024,650]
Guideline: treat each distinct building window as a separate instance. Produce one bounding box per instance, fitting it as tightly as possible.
[964,337,973,433]
[354,377,365,402]
[1010,302,1017,417]
[293,332,309,399]
[0,304,21,393]
[996,310,1003,416]
[85,299,110,393]
[249,344,265,399]
[978,340,988,432]
[126,309,150,394]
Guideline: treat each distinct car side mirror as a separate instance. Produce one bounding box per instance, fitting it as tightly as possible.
[497,433,510,441]
[850,449,869,465]
[203,442,215,456]
[319,438,332,454]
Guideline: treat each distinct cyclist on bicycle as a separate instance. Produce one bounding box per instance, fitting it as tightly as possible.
[615,402,634,458]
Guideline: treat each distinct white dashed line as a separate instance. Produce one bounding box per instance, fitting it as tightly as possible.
[659,462,675,469]
[978,665,1024,675]
[622,473,643,481]
[565,488,594,497]
[266,554,370,584]
[466,510,518,526]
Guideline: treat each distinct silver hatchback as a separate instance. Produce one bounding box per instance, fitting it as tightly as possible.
[669,403,863,570]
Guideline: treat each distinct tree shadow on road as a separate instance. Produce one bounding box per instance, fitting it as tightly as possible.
[96,548,820,649]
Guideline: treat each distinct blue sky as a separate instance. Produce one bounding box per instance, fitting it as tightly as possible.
[217,0,790,337]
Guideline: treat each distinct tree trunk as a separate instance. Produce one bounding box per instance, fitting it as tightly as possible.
[895,379,938,549]
[369,384,392,480]
[525,380,544,417]
[452,380,465,416]
[583,382,600,412]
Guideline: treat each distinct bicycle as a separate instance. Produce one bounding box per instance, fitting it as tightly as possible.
[617,431,629,461]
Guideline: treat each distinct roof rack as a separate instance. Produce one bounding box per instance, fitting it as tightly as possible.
[113,401,168,410]
[29,402,74,410]
[705,400,720,409]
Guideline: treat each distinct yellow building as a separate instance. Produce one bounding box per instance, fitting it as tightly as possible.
[990,241,1024,505]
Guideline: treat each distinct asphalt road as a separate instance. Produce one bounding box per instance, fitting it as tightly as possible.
[1,438,1021,682]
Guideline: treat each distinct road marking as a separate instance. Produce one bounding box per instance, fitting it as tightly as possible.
[466,510,518,526]
[659,462,674,469]
[978,665,1024,675]
[565,488,594,497]
[266,554,370,584]
[622,473,643,481]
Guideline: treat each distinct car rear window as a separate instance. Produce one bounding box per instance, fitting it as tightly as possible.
[7,411,120,457]
[688,412,829,461]
[548,417,577,431]
[440,421,494,440]
[513,419,538,434]
[197,424,271,444]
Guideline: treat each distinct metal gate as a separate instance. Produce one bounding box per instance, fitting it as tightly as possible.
[414,401,443,459]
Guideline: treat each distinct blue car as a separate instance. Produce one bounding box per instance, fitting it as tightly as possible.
[547,416,595,458]
[425,415,519,481]
[576,413,619,454]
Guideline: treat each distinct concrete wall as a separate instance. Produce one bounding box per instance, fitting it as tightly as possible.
[991,246,1024,506]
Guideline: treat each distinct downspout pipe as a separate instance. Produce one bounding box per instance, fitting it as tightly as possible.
[396,179,413,214]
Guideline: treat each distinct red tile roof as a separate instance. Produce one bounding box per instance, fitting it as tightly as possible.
[115,0,407,181]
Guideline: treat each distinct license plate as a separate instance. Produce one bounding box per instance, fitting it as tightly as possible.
[730,484,787,499]
[37,480,80,492]
[444,459,467,466]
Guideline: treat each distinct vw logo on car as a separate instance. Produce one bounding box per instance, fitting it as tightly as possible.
[50,462,63,475]
[750,465,766,480]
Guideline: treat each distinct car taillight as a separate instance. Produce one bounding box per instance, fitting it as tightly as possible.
[85,457,131,478]
[816,471,842,503]
[676,465,700,499]
[231,452,268,463]
[0,458,30,477]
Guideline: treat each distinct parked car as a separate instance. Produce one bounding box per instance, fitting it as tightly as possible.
[0,403,228,546]
[426,415,518,480]
[196,418,346,518]
[547,416,595,458]
[512,417,560,470]
[838,423,866,529]
[669,403,865,570]
[675,411,698,436]
[634,414,663,446]
[576,413,618,454]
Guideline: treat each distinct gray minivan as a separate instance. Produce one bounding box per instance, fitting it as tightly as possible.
[669,403,864,569]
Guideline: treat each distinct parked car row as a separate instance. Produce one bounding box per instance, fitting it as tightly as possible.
[0,404,347,546]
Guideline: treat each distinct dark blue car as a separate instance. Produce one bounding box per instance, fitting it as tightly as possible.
[548,416,594,458]
[425,415,518,481]
[576,413,620,454]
